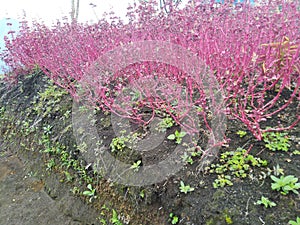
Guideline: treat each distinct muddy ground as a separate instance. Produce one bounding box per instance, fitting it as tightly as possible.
[0,147,100,225]
[0,72,299,225]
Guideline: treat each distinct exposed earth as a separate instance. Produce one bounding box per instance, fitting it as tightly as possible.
[0,72,299,225]
[0,148,100,225]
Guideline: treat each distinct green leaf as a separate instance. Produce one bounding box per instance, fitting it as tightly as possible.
[179,131,186,138]
[270,202,276,207]
[289,222,297,225]
[271,183,280,190]
[172,216,179,224]
[294,183,300,189]
[83,191,92,196]
[167,134,176,140]
[283,175,297,183]
[270,175,280,182]
[288,217,300,225]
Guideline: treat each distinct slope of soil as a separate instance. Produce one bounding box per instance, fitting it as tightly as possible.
[0,72,299,225]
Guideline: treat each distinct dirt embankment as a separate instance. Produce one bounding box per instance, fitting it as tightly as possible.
[0,73,299,225]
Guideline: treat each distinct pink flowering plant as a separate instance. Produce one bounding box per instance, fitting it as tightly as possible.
[1,0,299,142]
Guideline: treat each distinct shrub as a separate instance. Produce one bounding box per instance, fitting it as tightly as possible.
[1,0,299,141]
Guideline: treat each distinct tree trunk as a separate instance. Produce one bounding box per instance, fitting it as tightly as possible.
[71,0,80,21]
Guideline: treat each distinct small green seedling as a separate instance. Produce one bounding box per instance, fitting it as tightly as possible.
[139,189,145,198]
[213,175,233,188]
[181,152,194,164]
[157,117,175,132]
[289,217,300,225]
[110,136,128,152]
[272,164,284,176]
[130,160,141,172]
[236,130,247,138]
[64,171,73,182]
[262,131,290,151]
[209,147,267,188]
[111,209,123,225]
[71,186,80,195]
[292,150,300,155]
[169,213,179,224]
[179,181,194,194]
[181,147,202,165]
[83,184,97,202]
[46,158,56,171]
[168,130,187,144]
[255,196,276,208]
[129,90,141,102]
[271,175,300,195]
[43,125,52,135]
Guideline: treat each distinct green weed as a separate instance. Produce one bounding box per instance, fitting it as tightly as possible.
[271,175,300,195]
[262,130,290,151]
[208,147,267,188]
[179,181,195,194]
[130,160,141,172]
[111,209,123,225]
[156,116,175,132]
[236,130,247,138]
[289,217,300,225]
[169,213,179,224]
[167,130,187,144]
[83,184,97,202]
[255,196,276,208]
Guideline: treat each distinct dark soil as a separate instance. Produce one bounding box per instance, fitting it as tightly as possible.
[0,72,299,225]
[0,148,100,225]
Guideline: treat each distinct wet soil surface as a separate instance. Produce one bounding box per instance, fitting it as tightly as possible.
[0,147,100,225]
